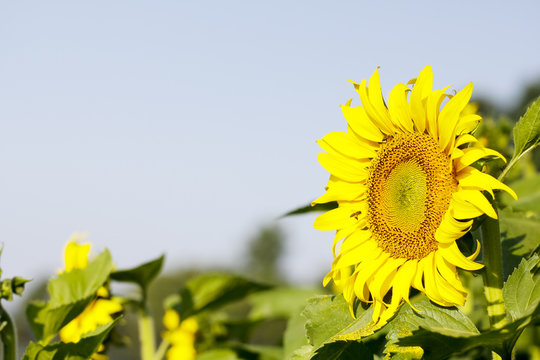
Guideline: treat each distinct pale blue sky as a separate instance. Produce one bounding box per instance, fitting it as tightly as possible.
[0,1,539,285]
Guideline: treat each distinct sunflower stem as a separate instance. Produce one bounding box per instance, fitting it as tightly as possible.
[0,303,17,360]
[138,306,156,360]
[480,215,507,330]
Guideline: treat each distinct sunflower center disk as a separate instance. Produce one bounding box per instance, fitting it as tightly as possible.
[367,133,457,260]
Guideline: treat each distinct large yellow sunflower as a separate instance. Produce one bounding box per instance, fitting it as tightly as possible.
[314,66,516,325]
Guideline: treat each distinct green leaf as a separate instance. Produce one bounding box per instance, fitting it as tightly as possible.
[110,254,164,298]
[500,208,540,278]
[290,295,384,359]
[394,300,540,359]
[284,310,311,359]
[282,202,338,217]
[501,96,540,179]
[48,250,112,307]
[385,300,478,359]
[513,96,540,161]
[175,273,271,318]
[312,341,374,360]
[503,254,540,321]
[22,319,118,360]
[40,250,113,340]
[303,295,383,349]
[26,300,46,341]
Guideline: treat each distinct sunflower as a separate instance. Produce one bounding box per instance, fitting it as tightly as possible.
[314,66,516,325]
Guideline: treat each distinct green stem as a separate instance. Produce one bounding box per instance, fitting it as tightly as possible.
[138,307,156,360]
[480,215,507,330]
[0,303,17,360]
[154,338,170,360]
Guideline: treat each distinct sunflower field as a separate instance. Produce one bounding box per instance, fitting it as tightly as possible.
[1,67,539,360]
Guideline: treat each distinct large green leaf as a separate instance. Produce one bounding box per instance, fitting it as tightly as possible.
[38,250,113,340]
[503,254,540,321]
[396,302,540,360]
[110,254,164,298]
[385,300,478,359]
[394,295,540,359]
[175,273,271,318]
[499,208,540,278]
[303,295,382,348]
[47,250,112,307]
[512,96,540,162]
[502,96,540,179]
[22,319,118,360]
[290,295,384,359]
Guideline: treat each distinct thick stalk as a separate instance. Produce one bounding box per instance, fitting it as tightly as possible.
[138,307,156,360]
[0,303,16,360]
[480,215,507,329]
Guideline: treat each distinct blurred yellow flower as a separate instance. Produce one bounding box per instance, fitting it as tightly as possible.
[162,309,198,360]
[59,235,122,358]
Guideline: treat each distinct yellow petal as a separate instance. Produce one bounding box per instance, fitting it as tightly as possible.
[457,167,517,200]
[368,257,406,302]
[392,260,418,308]
[435,251,466,293]
[425,86,450,139]
[409,65,433,133]
[438,83,473,153]
[454,190,497,219]
[388,82,414,132]
[341,103,384,143]
[439,241,484,271]
[351,78,395,135]
[456,114,482,135]
[455,133,478,147]
[313,206,364,231]
[317,152,369,182]
[449,197,486,220]
[318,131,377,159]
[454,146,506,173]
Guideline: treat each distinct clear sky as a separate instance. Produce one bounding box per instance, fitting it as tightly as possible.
[1,1,539,285]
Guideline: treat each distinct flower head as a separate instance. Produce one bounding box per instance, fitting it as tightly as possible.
[162,309,198,360]
[59,234,122,355]
[314,66,517,324]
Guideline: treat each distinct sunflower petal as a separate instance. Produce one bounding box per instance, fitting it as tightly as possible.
[341,103,385,143]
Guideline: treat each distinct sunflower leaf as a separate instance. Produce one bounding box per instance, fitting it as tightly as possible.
[393,298,540,359]
[385,300,478,359]
[513,96,540,157]
[22,319,118,360]
[295,295,382,359]
[503,254,540,321]
[110,254,164,299]
[503,96,540,179]
[35,249,114,341]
